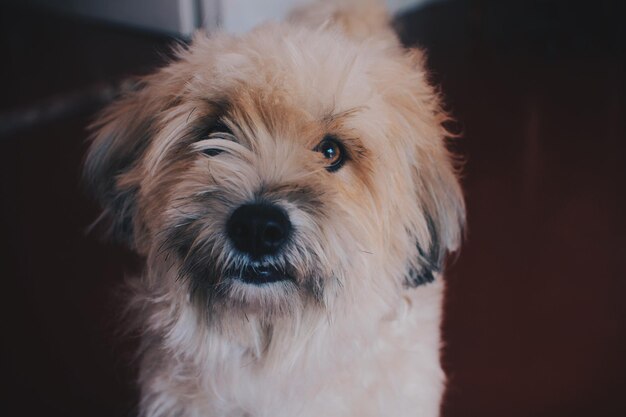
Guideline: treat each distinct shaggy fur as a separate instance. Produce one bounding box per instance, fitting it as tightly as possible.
[84,1,465,416]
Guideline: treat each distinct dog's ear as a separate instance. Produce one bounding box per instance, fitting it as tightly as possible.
[401,49,466,286]
[409,147,465,286]
[84,81,154,247]
[84,68,185,248]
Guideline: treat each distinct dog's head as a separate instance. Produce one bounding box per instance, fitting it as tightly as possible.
[84,20,464,323]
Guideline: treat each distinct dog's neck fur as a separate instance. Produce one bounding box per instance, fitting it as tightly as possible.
[134,256,446,417]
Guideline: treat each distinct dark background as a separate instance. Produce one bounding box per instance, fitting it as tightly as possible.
[1,1,625,416]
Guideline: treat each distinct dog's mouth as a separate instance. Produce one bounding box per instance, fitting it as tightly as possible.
[228,261,293,285]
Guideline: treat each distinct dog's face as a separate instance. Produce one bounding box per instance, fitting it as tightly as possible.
[85,24,464,324]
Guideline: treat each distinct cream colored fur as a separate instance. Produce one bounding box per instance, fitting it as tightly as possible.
[84,1,465,416]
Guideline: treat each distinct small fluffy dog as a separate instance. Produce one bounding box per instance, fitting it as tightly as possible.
[84,1,464,416]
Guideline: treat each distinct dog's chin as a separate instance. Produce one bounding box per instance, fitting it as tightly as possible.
[211,262,302,316]
[227,263,294,286]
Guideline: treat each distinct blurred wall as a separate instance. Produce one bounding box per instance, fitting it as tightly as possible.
[222,0,435,34]
[19,0,436,37]
[23,0,202,37]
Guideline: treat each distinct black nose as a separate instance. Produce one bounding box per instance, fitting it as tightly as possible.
[226,203,291,257]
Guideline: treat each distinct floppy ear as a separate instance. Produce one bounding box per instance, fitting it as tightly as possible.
[400,49,466,286]
[409,146,465,286]
[84,67,186,248]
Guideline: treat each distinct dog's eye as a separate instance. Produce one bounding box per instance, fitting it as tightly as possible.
[315,135,345,172]
[200,119,234,156]
[202,149,223,156]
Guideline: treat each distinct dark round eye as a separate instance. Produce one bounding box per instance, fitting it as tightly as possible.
[200,118,232,156]
[315,136,345,172]
[202,148,223,156]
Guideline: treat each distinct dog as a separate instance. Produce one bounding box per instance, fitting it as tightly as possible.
[84,1,465,416]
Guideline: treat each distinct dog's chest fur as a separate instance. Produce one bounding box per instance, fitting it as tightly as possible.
[139,277,445,417]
